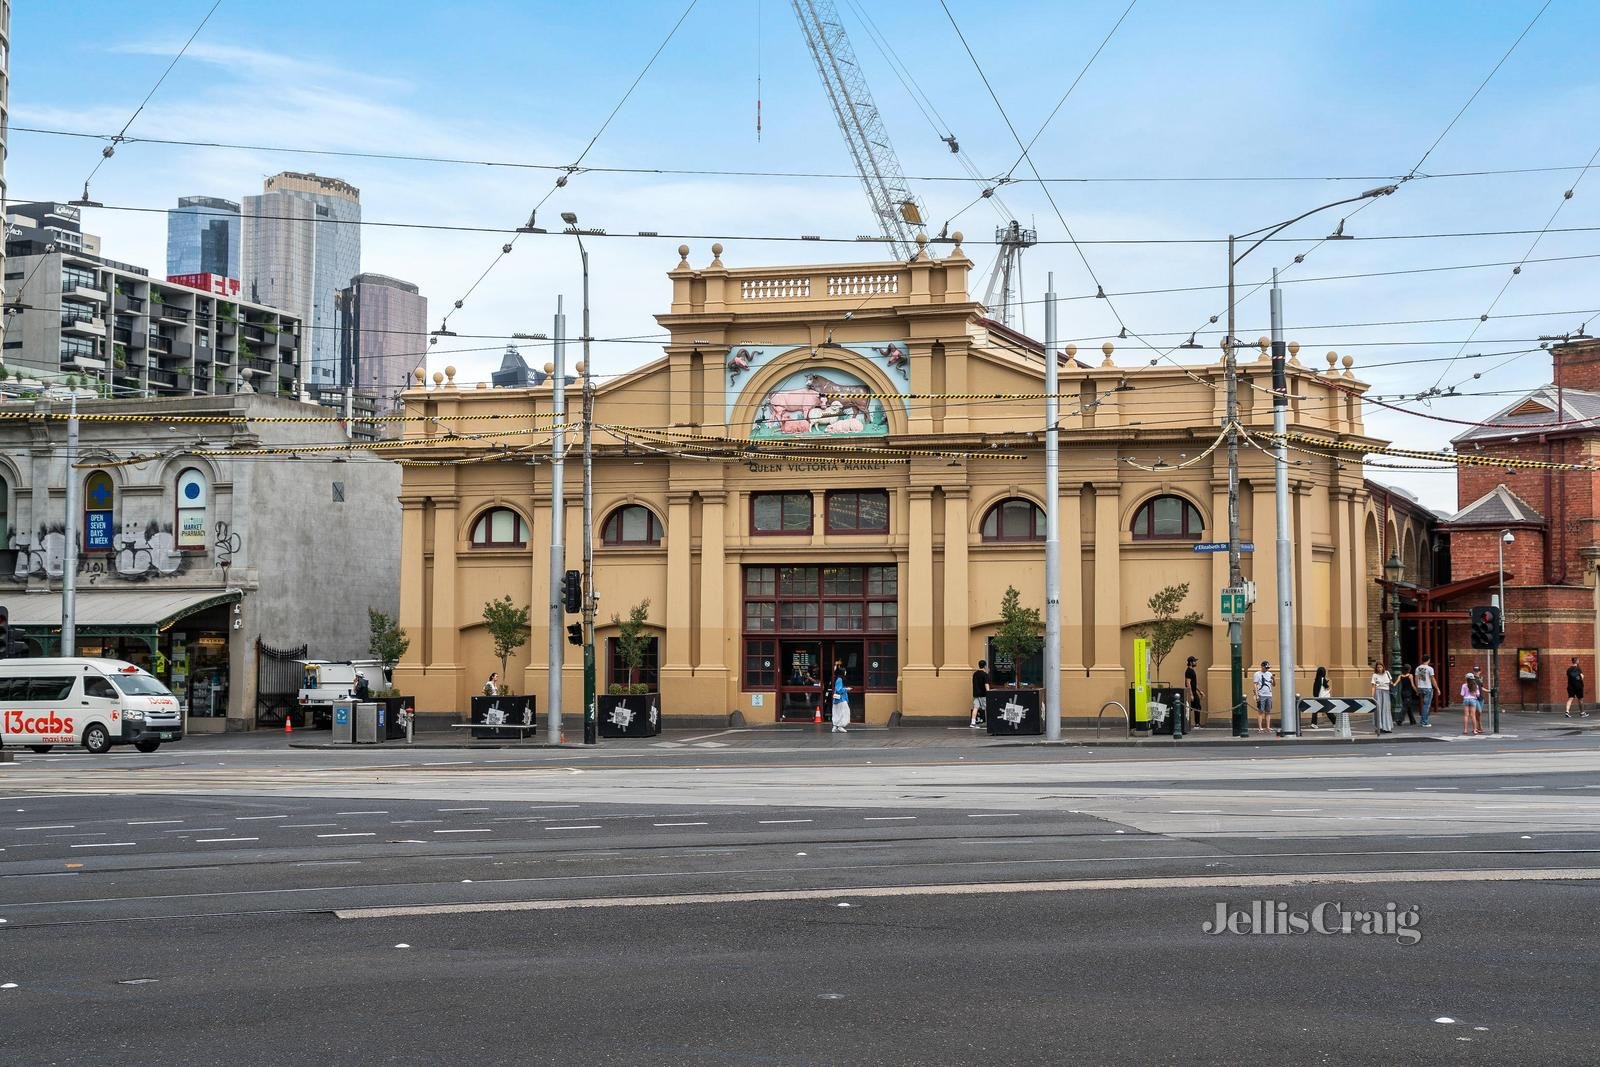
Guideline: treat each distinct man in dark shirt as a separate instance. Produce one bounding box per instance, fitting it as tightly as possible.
[1184,655,1203,728]
[1566,657,1589,718]
[970,660,990,728]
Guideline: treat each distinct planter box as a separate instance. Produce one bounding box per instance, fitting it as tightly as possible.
[378,696,413,740]
[469,695,535,740]
[985,689,1043,736]
[598,693,661,738]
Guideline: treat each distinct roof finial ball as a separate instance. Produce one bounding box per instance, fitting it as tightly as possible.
[1341,354,1355,377]
[1065,343,1077,358]
[676,244,690,268]
[1325,351,1338,374]
[1101,341,1115,367]
[414,367,426,384]
[445,365,457,384]
[1288,339,1301,365]
[709,242,725,268]
[951,230,964,253]
[432,371,445,386]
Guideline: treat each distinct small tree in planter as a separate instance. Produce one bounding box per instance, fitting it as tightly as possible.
[988,585,1045,734]
[600,599,660,737]
[367,609,410,692]
[473,597,533,738]
[481,596,530,692]
[1133,582,1203,685]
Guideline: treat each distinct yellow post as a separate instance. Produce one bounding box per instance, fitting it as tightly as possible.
[1132,637,1150,728]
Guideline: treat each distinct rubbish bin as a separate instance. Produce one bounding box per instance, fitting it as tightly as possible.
[330,700,355,744]
[354,702,381,744]
[1151,686,1188,736]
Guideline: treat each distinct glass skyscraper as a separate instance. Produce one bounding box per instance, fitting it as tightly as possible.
[166,196,242,279]
[242,173,361,390]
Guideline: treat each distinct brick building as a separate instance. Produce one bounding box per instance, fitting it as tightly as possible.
[1443,340,1600,710]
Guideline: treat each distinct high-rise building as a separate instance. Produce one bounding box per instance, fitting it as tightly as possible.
[167,196,241,280]
[242,172,360,393]
[335,272,427,412]
[1,0,12,354]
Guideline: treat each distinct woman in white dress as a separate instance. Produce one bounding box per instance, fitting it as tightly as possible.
[1369,661,1395,734]
[830,666,851,733]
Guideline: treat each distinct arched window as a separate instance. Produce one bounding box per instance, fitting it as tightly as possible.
[602,504,662,545]
[980,497,1044,543]
[1130,494,1205,540]
[175,468,208,549]
[83,470,115,553]
[469,507,527,548]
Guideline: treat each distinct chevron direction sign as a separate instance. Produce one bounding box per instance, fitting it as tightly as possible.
[1298,697,1376,718]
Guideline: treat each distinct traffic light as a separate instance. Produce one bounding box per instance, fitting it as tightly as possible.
[561,570,582,614]
[0,607,22,660]
[566,623,583,646]
[1470,604,1503,650]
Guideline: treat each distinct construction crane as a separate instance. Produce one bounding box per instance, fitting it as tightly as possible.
[791,0,927,260]
[984,220,1037,334]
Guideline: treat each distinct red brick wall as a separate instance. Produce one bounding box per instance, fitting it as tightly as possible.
[1449,528,1546,585]
[1440,584,1593,708]
[1455,439,1599,586]
[1553,340,1600,393]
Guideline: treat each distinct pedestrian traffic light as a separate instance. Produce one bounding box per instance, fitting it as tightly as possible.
[566,622,583,646]
[561,570,582,614]
[0,607,22,660]
[1470,604,1503,650]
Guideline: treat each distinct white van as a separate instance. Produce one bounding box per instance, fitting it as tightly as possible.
[0,658,184,754]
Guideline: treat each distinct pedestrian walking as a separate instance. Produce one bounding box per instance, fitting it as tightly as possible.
[1461,672,1484,735]
[1396,664,1419,726]
[1369,661,1395,734]
[830,665,851,733]
[1252,660,1275,734]
[483,671,500,697]
[1307,666,1334,728]
[1184,655,1204,729]
[1565,657,1589,719]
[970,659,990,728]
[1414,655,1436,727]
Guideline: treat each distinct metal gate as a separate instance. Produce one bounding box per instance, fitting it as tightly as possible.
[255,638,309,727]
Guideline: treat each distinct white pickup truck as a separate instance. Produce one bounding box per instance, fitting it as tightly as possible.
[296,659,388,726]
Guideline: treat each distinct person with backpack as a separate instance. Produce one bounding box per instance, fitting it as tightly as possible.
[1252,660,1275,734]
[1306,666,1334,728]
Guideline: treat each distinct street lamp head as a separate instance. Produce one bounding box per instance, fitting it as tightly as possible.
[1502,530,1516,544]
[560,211,578,225]
[1361,184,1400,198]
[1384,551,1403,578]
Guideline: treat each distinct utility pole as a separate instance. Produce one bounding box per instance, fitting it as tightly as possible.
[1043,273,1061,741]
[1270,270,1297,735]
[577,236,597,746]
[61,392,80,653]
[1225,237,1246,737]
[547,298,566,745]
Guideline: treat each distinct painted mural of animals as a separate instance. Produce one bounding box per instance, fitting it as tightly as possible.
[803,373,871,403]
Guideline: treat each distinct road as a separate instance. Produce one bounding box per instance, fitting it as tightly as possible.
[2,722,1597,1064]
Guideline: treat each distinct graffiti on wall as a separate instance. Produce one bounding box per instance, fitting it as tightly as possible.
[9,521,193,581]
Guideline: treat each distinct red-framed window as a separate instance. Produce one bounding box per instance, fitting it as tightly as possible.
[751,492,813,535]
[606,636,660,689]
[741,564,899,690]
[602,504,662,545]
[980,497,1044,542]
[866,640,898,689]
[825,489,889,533]
[1130,494,1205,541]
[469,507,527,547]
[744,638,777,688]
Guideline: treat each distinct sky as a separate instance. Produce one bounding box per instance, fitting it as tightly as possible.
[9,0,1600,512]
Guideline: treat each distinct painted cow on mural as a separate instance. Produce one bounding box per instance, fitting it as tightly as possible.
[804,373,871,404]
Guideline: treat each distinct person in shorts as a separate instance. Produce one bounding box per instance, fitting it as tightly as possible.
[970,659,990,728]
[1184,655,1204,728]
[1566,657,1589,719]
[1252,660,1274,733]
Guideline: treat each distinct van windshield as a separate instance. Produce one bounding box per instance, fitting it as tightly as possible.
[112,674,173,697]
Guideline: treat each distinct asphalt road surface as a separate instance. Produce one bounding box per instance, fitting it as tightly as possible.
[2,724,1597,1064]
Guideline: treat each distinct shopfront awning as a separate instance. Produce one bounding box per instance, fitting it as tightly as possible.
[0,589,242,631]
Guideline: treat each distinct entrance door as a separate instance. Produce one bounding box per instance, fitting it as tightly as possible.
[822,639,865,724]
[777,640,825,722]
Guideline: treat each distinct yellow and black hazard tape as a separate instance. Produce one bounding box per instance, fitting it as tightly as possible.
[77,425,569,469]
[1262,430,1600,472]
[0,409,566,426]
[604,422,1029,462]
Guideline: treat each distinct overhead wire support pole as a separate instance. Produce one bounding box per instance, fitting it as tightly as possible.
[1271,270,1297,736]
[1225,237,1245,737]
[548,298,566,745]
[576,231,598,746]
[1043,274,1061,741]
[61,392,80,652]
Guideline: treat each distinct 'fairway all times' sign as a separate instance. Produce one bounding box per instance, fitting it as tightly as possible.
[1219,580,1257,619]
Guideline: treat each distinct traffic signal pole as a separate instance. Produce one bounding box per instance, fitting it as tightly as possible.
[577,234,597,746]
[61,393,80,653]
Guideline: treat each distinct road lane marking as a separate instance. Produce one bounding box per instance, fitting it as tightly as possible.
[69,842,136,848]
[235,815,289,821]
[967,813,1022,818]
[336,811,389,815]
[317,833,376,839]
[13,825,74,831]
[546,825,602,831]
[653,822,708,827]
[283,823,339,828]
[759,820,813,825]
[1270,809,1319,813]
[297,861,362,867]
[165,827,223,833]
[127,820,183,825]
[335,866,1600,919]
[432,829,492,834]
[863,816,917,821]
[438,808,489,812]
[47,833,106,838]
[195,837,258,843]
[391,820,443,825]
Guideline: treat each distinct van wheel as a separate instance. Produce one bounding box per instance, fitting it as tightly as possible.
[134,740,161,753]
[82,723,112,755]
[26,744,53,753]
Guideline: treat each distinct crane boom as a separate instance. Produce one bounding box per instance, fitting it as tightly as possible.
[792,0,926,259]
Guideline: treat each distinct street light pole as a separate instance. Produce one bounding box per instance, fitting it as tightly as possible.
[1385,552,1403,737]
[1495,528,1513,735]
[565,216,598,746]
[61,392,80,653]
[1221,185,1396,739]
[1043,273,1061,741]
[1270,270,1297,736]
[547,298,566,745]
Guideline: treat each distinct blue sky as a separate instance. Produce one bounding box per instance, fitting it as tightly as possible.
[10,0,1600,509]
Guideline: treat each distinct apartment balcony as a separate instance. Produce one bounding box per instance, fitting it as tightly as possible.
[67,285,107,303]
[60,352,106,373]
[194,346,213,364]
[114,293,145,314]
[146,368,178,389]
[218,318,237,337]
[153,302,190,323]
[61,316,107,337]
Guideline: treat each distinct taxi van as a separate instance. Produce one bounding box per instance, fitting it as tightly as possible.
[0,658,184,754]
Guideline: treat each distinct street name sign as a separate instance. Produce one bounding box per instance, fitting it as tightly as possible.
[1193,542,1254,553]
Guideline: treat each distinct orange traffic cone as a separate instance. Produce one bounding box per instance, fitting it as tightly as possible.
[284,714,293,734]
[813,700,822,724]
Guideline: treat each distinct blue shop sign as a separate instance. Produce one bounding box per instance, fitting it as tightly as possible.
[86,509,114,550]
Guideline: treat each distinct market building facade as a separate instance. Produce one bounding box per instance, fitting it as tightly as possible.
[393,238,1399,723]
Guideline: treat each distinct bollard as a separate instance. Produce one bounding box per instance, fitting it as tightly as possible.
[1337,710,1352,740]
[405,706,414,745]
